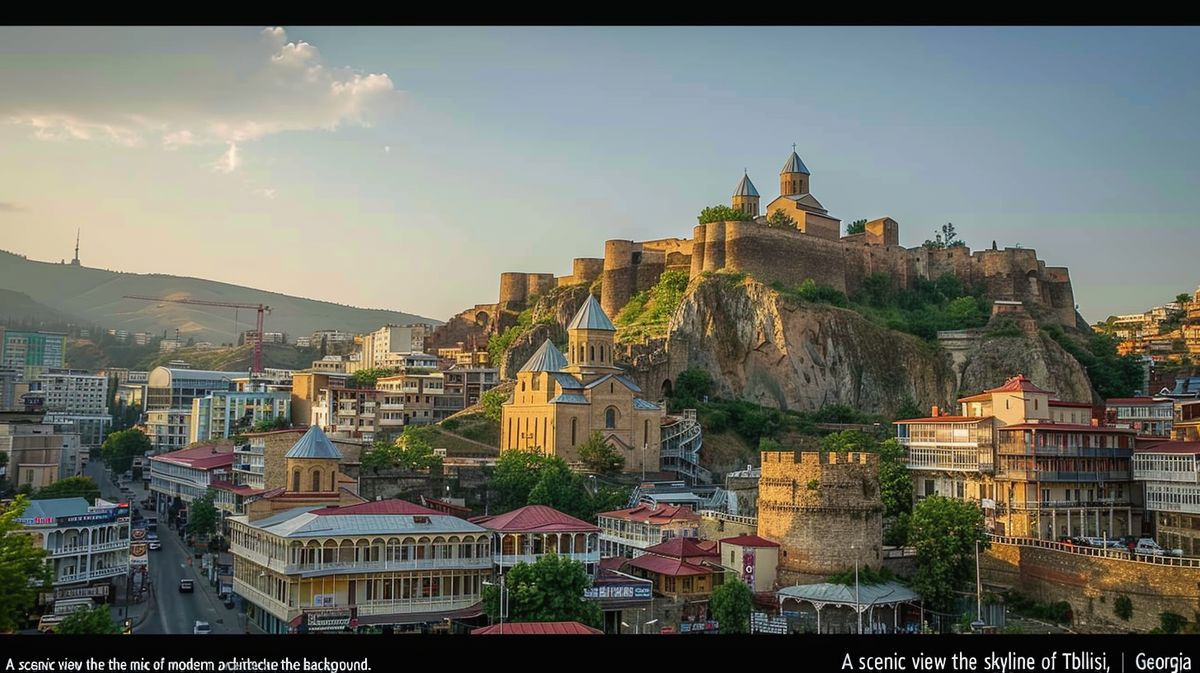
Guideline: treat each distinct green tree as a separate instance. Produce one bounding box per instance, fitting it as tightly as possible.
[766,210,797,229]
[709,580,753,634]
[483,554,602,627]
[576,432,625,474]
[1175,293,1192,307]
[909,496,988,612]
[893,397,925,422]
[697,205,753,224]
[186,489,218,540]
[672,368,714,405]
[362,426,442,472]
[56,605,120,634]
[350,368,400,388]
[528,460,588,520]
[0,451,9,495]
[100,428,152,474]
[1114,595,1133,621]
[922,223,964,249]
[251,415,291,433]
[846,219,868,235]
[0,496,51,631]
[479,387,509,424]
[491,450,557,512]
[34,476,101,504]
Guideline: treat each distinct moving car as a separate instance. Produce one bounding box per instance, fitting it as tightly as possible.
[148,540,162,551]
[193,621,211,635]
[179,579,194,593]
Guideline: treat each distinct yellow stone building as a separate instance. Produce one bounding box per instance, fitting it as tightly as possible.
[500,295,662,474]
[763,147,842,240]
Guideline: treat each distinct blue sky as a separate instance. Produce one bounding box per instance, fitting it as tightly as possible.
[1,27,1196,323]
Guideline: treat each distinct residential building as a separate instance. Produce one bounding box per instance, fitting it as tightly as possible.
[309,330,356,347]
[149,443,234,512]
[132,332,154,346]
[241,331,287,346]
[1175,400,1200,441]
[0,411,72,489]
[0,329,66,381]
[159,338,183,353]
[18,498,130,588]
[443,367,499,412]
[501,296,662,474]
[290,372,348,434]
[377,352,438,371]
[188,390,292,443]
[622,537,724,603]
[295,336,313,348]
[897,374,1141,538]
[598,503,701,559]
[144,367,233,453]
[26,369,111,450]
[377,371,443,425]
[311,387,389,441]
[1106,397,1175,438]
[311,356,347,374]
[361,325,430,369]
[471,504,600,575]
[718,534,780,593]
[1133,441,1200,555]
[229,499,491,634]
[0,366,20,411]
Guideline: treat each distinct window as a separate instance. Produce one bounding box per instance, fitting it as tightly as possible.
[571,418,577,446]
[589,345,595,361]
[644,419,649,443]
[312,471,321,492]
[292,470,300,492]
[605,408,616,429]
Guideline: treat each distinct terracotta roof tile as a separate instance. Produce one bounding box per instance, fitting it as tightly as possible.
[471,505,599,533]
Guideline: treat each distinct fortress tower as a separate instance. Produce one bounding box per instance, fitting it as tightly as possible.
[732,171,760,218]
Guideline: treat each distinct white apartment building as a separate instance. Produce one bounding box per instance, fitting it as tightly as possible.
[1133,441,1200,555]
[188,390,291,443]
[19,497,131,587]
[145,367,232,453]
[28,369,112,449]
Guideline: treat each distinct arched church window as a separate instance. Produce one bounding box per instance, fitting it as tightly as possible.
[292,470,300,492]
[589,345,595,361]
[571,418,577,445]
[605,407,616,429]
[312,470,321,492]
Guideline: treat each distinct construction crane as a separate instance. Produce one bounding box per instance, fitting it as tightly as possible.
[123,295,272,373]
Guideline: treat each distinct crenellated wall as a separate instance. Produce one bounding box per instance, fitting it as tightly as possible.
[757,451,884,578]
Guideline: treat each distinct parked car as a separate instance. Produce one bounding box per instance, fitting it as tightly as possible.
[179,579,194,593]
[1135,538,1183,557]
[193,621,211,635]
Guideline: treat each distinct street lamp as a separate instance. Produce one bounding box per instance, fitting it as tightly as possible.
[971,539,986,632]
[482,575,507,634]
[850,543,862,635]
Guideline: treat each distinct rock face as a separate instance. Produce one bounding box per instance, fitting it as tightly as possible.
[664,274,959,415]
[958,332,1096,403]
[497,284,594,379]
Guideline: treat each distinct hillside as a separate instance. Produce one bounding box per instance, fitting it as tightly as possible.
[0,249,441,343]
[0,288,73,327]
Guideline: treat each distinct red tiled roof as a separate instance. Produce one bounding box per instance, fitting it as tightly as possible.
[599,504,700,524]
[1049,401,1095,408]
[625,554,713,577]
[471,621,603,635]
[695,539,719,553]
[999,423,1136,433]
[895,415,991,424]
[598,557,627,572]
[310,499,441,516]
[1107,398,1172,405]
[985,374,1054,395]
[471,505,599,533]
[210,480,263,497]
[1136,441,1200,455]
[150,444,234,470]
[643,537,719,559]
[720,534,780,549]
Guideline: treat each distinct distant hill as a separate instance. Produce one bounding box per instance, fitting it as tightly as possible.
[0,288,73,327]
[0,249,440,343]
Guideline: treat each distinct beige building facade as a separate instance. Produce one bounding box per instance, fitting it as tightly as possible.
[499,295,662,474]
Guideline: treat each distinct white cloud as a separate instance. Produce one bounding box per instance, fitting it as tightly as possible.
[254,187,277,200]
[1,27,397,172]
[213,143,240,174]
[384,145,391,154]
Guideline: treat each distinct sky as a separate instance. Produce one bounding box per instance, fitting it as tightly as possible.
[0,27,1197,324]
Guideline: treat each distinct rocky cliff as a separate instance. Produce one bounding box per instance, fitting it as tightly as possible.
[958,331,1096,402]
[658,274,1097,416]
[664,274,958,415]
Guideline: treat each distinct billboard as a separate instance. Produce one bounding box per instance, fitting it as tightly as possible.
[742,548,756,588]
[583,584,653,601]
[130,541,149,568]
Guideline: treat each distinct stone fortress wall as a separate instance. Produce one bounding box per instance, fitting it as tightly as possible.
[756,451,883,580]
[492,216,1076,332]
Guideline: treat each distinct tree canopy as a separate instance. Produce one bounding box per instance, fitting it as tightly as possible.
[483,554,602,627]
[908,496,988,612]
[697,204,753,224]
[922,222,967,249]
[479,387,508,424]
[846,219,868,235]
[56,605,120,634]
[35,476,101,504]
[490,449,629,522]
[0,496,51,631]
[186,489,218,540]
[709,580,753,634]
[362,425,443,473]
[250,415,291,433]
[576,432,625,474]
[100,428,151,474]
[766,209,797,229]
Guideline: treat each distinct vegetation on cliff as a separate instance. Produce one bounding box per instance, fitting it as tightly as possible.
[908,496,989,612]
[1042,325,1142,398]
[614,270,689,343]
[487,302,554,367]
[770,271,991,342]
[697,204,752,223]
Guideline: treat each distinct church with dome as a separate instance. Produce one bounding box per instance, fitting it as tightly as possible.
[499,295,663,473]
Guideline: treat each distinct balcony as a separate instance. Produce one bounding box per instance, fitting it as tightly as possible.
[49,540,129,556]
[230,545,290,575]
[999,499,1132,510]
[287,557,492,576]
[233,578,293,622]
[494,552,598,567]
[379,403,405,411]
[1133,469,1200,484]
[998,444,1133,458]
[996,469,1131,482]
[56,564,129,584]
[353,596,481,617]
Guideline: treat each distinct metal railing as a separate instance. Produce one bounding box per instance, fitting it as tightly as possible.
[987,534,1200,567]
[56,565,129,584]
[289,557,492,575]
[698,510,758,527]
[50,540,129,556]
